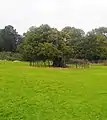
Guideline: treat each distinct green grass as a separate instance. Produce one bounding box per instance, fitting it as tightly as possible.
[0,61,107,119]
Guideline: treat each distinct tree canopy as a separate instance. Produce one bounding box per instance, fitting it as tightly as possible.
[0,25,23,52]
[1,24,107,67]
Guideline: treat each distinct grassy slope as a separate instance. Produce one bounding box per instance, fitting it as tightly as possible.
[0,61,107,119]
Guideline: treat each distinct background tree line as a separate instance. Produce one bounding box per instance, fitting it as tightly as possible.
[0,24,107,67]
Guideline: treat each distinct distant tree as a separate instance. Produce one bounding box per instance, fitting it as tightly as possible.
[76,29,107,61]
[0,25,23,52]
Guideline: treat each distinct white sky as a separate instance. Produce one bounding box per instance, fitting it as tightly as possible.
[0,0,107,34]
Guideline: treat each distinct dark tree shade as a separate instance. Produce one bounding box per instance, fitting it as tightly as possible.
[0,25,23,52]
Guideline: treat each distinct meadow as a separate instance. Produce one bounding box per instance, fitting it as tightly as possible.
[0,61,107,119]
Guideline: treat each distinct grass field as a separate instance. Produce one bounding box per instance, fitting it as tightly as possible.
[0,61,107,120]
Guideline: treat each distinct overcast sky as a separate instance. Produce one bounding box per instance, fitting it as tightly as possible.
[0,0,107,34]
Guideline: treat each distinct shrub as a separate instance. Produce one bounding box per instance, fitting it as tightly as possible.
[0,52,23,61]
[68,59,89,68]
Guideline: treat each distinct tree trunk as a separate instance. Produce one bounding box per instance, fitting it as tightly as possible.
[52,57,66,68]
[48,60,50,67]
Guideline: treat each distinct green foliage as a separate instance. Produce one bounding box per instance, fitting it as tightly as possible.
[38,42,58,60]
[18,25,107,67]
[18,24,72,67]
[0,52,23,61]
[79,28,107,60]
[0,25,23,52]
[0,24,107,66]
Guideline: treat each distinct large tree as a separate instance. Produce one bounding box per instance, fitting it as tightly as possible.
[18,24,71,67]
[18,25,107,66]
